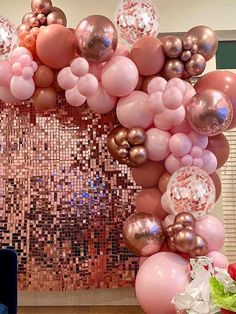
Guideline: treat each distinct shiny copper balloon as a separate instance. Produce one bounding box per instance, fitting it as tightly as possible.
[37,13,47,25]
[186,89,233,136]
[31,0,52,14]
[183,26,218,61]
[75,15,118,63]
[114,127,128,146]
[161,36,183,58]
[191,44,198,54]
[166,225,173,237]
[47,7,67,27]
[163,59,185,80]
[17,24,31,35]
[29,16,40,28]
[172,223,183,234]
[189,235,208,257]
[107,127,122,159]
[128,127,146,145]
[22,12,36,25]
[186,53,206,77]
[174,228,196,253]
[181,50,191,62]
[129,146,148,166]
[117,147,129,158]
[123,212,165,257]
[183,38,193,51]
[174,212,196,229]
[167,238,178,253]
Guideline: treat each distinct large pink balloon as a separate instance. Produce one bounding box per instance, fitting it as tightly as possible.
[0,61,13,86]
[57,67,77,90]
[207,251,229,269]
[196,215,225,252]
[65,86,86,107]
[101,56,139,97]
[136,252,190,314]
[10,76,35,100]
[116,91,153,128]
[0,86,18,103]
[145,128,171,161]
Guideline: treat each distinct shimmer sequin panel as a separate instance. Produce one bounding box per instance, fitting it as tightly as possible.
[0,100,139,291]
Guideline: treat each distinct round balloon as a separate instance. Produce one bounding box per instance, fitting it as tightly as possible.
[0,15,17,60]
[207,134,230,169]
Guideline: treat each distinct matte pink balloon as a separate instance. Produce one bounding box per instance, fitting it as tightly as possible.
[183,82,196,106]
[181,154,193,166]
[193,157,203,168]
[12,63,22,76]
[22,66,34,80]
[70,57,89,77]
[188,131,208,149]
[147,77,167,94]
[101,56,139,97]
[164,215,175,228]
[169,133,192,157]
[87,82,117,114]
[166,78,187,95]
[196,215,225,252]
[10,47,32,65]
[19,55,32,67]
[57,67,77,90]
[10,76,35,100]
[207,251,229,269]
[117,91,153,128]
[65,85,86,107]
[147,91,165,114]
[154,106,186,131]
[190,146,203,158]
[201,150,217,174]
[77,74,98,97]
[145,128,171,161]
[0,86,18,103]
[135,252,190,314]
[162,87,183,110]
[165,154,182,174]
[0,61,13,86]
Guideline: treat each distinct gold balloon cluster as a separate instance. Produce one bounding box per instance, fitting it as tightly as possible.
[107,126,148,167]
[166,212,208,257]
[161,26,218,80]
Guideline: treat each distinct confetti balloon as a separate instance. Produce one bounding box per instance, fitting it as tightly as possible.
[165,166,216,219]
[115,0,160,45]
[0,15,17,60]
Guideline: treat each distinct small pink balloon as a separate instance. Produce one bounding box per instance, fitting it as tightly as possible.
[165,154,182,174]
[117,91,153,128]
[145,128,171,161]
[20,55,32,67]
[162,87,183,110]
[70,57,89,77]
[87,82,117,114]
[207,251,229,269]
[113,43,130,57]
[22,66,34,80]
[77,73,98,97]
[10,47,32,65]
[101,56,139,97]
[161,193,173,214]
[89,62,104,80]
[188,131,208,149]
[171,120,191,134]
[0,86,18,103]
[181,154,193,166]
[147,77,167,94]
[0,61,13,86]
[12,63,22,76]
[154,111,173,130]
[169,133,192,157]
[196,215,225,252]
[31,61,38,72]
[10,76,35,100]
[65,85,86,107]
[193,157,203,168]
[183,82,196,106]
[166,78,187,95]
[155,106,186,131]
[57,67,77,90]
[147,91,166,114]
[190,146,203,158]
[163,215,175,228]
[201,150,217,174]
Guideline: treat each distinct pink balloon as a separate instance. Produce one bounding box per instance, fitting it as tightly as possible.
[190,146,203,158]
[10,47,32,65]
[0,61,13,86]
[135,252,190,314]
[77,73,98,97]
[161,193,173,214]
[165,154,182,174]
[57,67,77,90]
[65,85,86,107]
[193,157,203,168]
[113,43,130,57]
[188,131,208,149]
[31,61,38,72]
[89,62,104,80]
[19,55,32,67]
[0,86,18,103]
[145,128,171,161]
[170,120,191,134]
[22,66,34,80]
[196,215,225,253]
[183,82,196,106]
[163,214,175,228]
[154,106,186,131]
[10,76,35,100]
[201,150,217,174]
[169,133,192,157]
[147,77,167,94]
[162,87,183,110]
[166,78,187,95]
[117,91,153,128]
[87,82,117,114]
[147,91,165,114]
[101,56,139,97]
[12,63,22,76]
[207,251,229,269]
[70,57,89,77]
[181,154,193,166]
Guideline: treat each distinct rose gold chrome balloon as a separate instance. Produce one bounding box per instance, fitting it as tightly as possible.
[17,24,30,35]
[162,36,183,58]
[37,13,47,25]
[174,212,196,229]
[114,127,128,146]
[29,16,40,28]
[123,212,165,256]
[47,7,67,27]
[22,12,36,25]
[128,127,146,145]
[181,50,191,62]
[186,53,206,77]
[172,223,183,234]
[174,228,196,253]
[75,15,118,63]
[163,59,184,80]
[31,0,52,14]
[129,146,148,166]
[189,235,208,257]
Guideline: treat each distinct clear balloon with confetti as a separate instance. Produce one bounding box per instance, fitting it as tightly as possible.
[0,15,17,60]
[115,0,160,45]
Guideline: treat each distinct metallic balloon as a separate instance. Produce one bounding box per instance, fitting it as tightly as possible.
[181,50,191,62]
[166,225,173,237]
[114,127,128,146]
[163,59,185,80]
[189,235,208,257]
[172,223,183,234]
[29,16,40,28]
[31,0,52,14]
[75,15,118,63]
[123,212,165,256]
[191,44,198,54]
[37,13,47,25]
[17,24,30,35]
[129,146,148,166]
[128,127,146,145]
[186,89,233,136]
[174,228,196,253]
[161,36,183,58]
[183,38,193,51]
[174,212,196,229]
[185,53,206,77]
[22,12,35,25]
[107,128,121,160]
[166,238,178,253]
[183,25,218,61]
[47,7,67,27]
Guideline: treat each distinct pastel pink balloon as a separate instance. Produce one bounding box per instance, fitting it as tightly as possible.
[190,146,203,158]
[147,77,167,94]
[166,78,187,95]
[22,66,34,80]
[101,56,139,97]
[12,63,22,76]
[207,251,229,269]
[169,133,192,157]
[139,257,148,267]
[193,157,203,168]
[31,61,38,72]
[165,154,182,174]
[0,86,18,103]
[89,62,104,80]
[162,87,183,110]
[170,120,191,134]
[77,73,98,97]
[0,61,13,86]
[201,150,217,174]
[10,47,32,65]
[181,154,193,166]
[154,111,173,130]
[163,214,175,228]
[57,67,77,90]
[188,131,208,149]
[196,215,225,252]
[161,193,173,214]
[147,91,165,114]
[70,57,89,77]
[113,43,130,57]
[183,82,196,106]
[135,252,190,314]
[155,106,186,131]
[145,128,171,161]
[117,91,153,128]
[10,76,35,100]
[65,85,86,107]
[19,55,32,67]
[87,82,117,114]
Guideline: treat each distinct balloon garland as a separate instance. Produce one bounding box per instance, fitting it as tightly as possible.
[1,0,236,313]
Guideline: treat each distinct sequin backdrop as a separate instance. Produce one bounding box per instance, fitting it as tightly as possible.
[0,100,139,291]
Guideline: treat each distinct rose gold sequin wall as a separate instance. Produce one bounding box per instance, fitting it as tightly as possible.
[0,100,139,291]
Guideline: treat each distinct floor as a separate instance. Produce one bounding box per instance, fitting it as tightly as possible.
[18,306,144,314]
